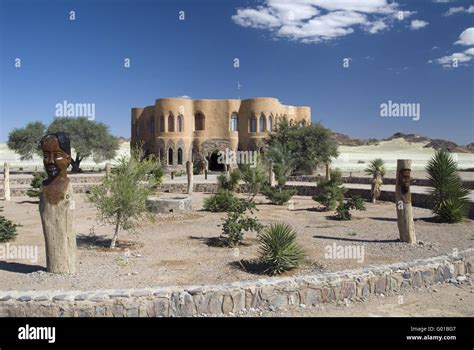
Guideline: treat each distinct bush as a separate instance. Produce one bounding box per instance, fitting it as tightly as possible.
[312,169,346,210]
[261,185,297,205]
[203,189,241,212]
[0,207,18,242]
[217,169,241,192]
[88,148,163,248]
[26,172,47,197]
[426,149,469,223]
[238,159,267,199]
[258,223,304,275]
[221,200,263,247]
[334,195,366,221]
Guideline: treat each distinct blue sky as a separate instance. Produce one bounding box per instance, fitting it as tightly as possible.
[0,0,473,144]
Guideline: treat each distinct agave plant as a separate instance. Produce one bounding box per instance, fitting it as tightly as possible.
[426,149,469,223]
[365,158,386,203]
[258,223,304,275]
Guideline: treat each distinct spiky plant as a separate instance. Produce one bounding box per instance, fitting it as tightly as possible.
[258,223,304,275]
[365,158,386,203]
[217,168,241,192]
[426,150,469,223]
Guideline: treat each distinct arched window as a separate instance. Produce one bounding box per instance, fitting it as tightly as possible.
[290,119,294,126]
[268,115,273,131]
[249,115,257,132]
[230,112,238,131]
[160,115,165,132]
[195,113,205,131]
[168,113,175,132]
[177,148,183,165]
[177,114,183,132]
[168,148,173,165]
[149,117,155,133]
[259,113,266,132]
[300,120,306,127]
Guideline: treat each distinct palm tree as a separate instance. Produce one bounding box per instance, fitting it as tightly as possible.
[426,149,469,223]
[365,158,386,203]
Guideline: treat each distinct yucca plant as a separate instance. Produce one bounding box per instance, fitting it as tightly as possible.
[217,169,241,192]
[365,158,386,203]
[258,223,304,275]
[426,149,469,223]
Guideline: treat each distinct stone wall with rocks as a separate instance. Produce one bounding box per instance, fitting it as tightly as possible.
[0,249,472,317]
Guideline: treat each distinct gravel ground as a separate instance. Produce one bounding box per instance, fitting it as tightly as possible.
[0,193,472,291]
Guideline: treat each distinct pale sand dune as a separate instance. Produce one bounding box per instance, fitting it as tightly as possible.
[333,139,474,171]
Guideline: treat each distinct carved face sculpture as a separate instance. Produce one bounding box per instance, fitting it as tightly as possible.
[399,169,411,194]
[42,135,71,181]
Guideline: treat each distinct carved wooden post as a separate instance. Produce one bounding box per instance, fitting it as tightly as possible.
[325,163,331,181]
[395,159,416,244]
[3,162,10,201]
[39,132,77,274]
[186,161,193,194]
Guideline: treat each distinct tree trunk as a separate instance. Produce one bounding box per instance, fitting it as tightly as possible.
[186,161,193,194]
[395,159,416,244]
[325,163,331,181]
[3,162,10,201]
[71,156,82,173]
[110,214,121,249]
[39,181,77,273]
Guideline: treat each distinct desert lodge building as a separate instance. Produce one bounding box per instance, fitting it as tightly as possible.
[131,97,311,171]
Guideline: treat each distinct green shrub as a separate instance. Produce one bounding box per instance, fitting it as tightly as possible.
[261,185,297,205]
[0,207,19,242]
[334,195,366,221]
[217,169,241,192]
[221,200,263,247]
[238,159,266,199]
[426,150,469,223]
[258,223,304,275]
[88,148,163,249]
[312,169,346,210]
[203,189,241,212]
[26,172,47,197]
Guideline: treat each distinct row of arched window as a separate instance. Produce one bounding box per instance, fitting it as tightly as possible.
[138,112,306,136]
[159,147,184,166]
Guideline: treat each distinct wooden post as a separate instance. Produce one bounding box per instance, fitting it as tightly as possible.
[204,169,208,180]
[171,171,175,180]
[395,159,416,244]
[325,163,331,181]
[3,162,10,201]
[40,182,77,273]
[186,161,193,194]
[269,160,276,187]
[105,163,112,179]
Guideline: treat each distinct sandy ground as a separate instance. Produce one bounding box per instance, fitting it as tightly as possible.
[235,279,474,317]
[0,192,472,291]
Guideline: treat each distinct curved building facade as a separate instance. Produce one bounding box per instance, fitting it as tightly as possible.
[131,97,311,171]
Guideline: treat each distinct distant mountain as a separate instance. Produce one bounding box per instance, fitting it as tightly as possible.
[332,132,473,153]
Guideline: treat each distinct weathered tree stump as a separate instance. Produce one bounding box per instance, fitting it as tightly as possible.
[269,160,276,187]
[186,161,193,194]
[40,182,77,273]
[395,159,416,244]
[3,162,10,201]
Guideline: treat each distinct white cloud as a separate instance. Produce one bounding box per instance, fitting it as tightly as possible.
[444,5,474,16]
[232,0,410,44]
[455,27,474,46]
[410,20,429,30]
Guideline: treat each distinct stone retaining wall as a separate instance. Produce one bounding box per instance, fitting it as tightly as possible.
[0,249,472,317]
[288,175,474,190]
[4,182,474,218]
